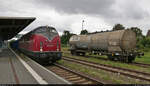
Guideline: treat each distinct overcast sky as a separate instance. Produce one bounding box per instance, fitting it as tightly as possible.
[0,0,150,35]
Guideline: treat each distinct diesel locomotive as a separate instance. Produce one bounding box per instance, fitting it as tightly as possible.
[69,29,144,63]
[10,26,62,64]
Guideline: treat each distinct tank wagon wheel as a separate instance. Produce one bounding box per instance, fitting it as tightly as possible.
[120,56,135,63]
[107,55,134,63]
[107,55,115,61]
[82,52,86,56]
[71,50,76,55]
[120,56,128,63]
[127,56,135,63]
[81,52,85,56]
[76,52,80,56]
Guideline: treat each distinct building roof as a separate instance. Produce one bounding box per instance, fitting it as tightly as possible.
[0,17,36,40]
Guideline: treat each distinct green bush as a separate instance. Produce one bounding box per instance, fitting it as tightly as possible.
[136,37,150,52]
[61,44,68,47]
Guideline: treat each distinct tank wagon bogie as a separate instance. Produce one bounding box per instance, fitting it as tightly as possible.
[69,29,144,63]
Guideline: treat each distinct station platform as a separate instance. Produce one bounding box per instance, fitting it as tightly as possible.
[0,48,70,84]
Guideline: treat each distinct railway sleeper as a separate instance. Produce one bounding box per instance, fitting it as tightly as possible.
[65,75,79,79]
[71,79,87,83]
[81,81,93,84]
[75,80,92,84]
[67,77,82,81]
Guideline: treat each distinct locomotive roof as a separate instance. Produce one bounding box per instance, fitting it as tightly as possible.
[20,26,56,38]
[0,17,36,40]
[31,26,56,32]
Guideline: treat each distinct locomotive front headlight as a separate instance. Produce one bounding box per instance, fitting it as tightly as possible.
[40,47,43,52]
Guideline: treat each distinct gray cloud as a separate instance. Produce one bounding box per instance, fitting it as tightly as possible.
[33,0,116,17]
[32,0,150,20]
[113,0,149,20]
[0,0,150,35]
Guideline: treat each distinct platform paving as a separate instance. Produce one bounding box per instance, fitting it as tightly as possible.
[0,48,70,84]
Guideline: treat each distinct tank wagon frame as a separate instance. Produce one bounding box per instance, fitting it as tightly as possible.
[69,29,144,63]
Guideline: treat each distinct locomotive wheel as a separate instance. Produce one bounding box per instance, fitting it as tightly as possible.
[48,57,54,64]
[52,60,56,63]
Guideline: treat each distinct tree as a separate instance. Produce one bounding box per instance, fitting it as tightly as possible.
[112,24,125,31]
[130,27,143,37]
[80,29,88,35]
[61,30,75,45]
[137,37,150,48]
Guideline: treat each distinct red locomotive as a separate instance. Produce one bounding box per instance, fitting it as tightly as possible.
[18,26,62,64]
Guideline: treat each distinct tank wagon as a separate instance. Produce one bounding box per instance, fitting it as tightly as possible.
[11,26,62,64]
[69,29,143,63]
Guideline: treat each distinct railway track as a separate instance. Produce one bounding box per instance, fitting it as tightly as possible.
[133,62,150,68]
[46,64,104,84]
[64,52,150,68]
[89,55,150,68]
[62,56,150,82]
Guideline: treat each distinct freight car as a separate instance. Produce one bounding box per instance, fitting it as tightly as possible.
[11,26,62,64]
[69,29,144,63]
[10,40,19,50]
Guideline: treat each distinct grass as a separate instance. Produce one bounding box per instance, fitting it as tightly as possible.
[63,53,150,73]
[58,60,150,84]
[135,51,150,64]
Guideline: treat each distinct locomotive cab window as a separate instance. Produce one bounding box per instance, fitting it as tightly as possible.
[34,26,58,40]
[47,27,58,40]
[34,28,46,33]
[51,29,57,33]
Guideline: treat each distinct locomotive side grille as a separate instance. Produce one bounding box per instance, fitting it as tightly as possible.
[40,42,43,52]
[57,40,59,51]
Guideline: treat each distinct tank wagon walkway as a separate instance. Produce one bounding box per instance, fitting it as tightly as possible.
[0,48,70,84]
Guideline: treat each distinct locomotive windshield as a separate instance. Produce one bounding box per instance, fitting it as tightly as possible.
[34,26,58,40]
